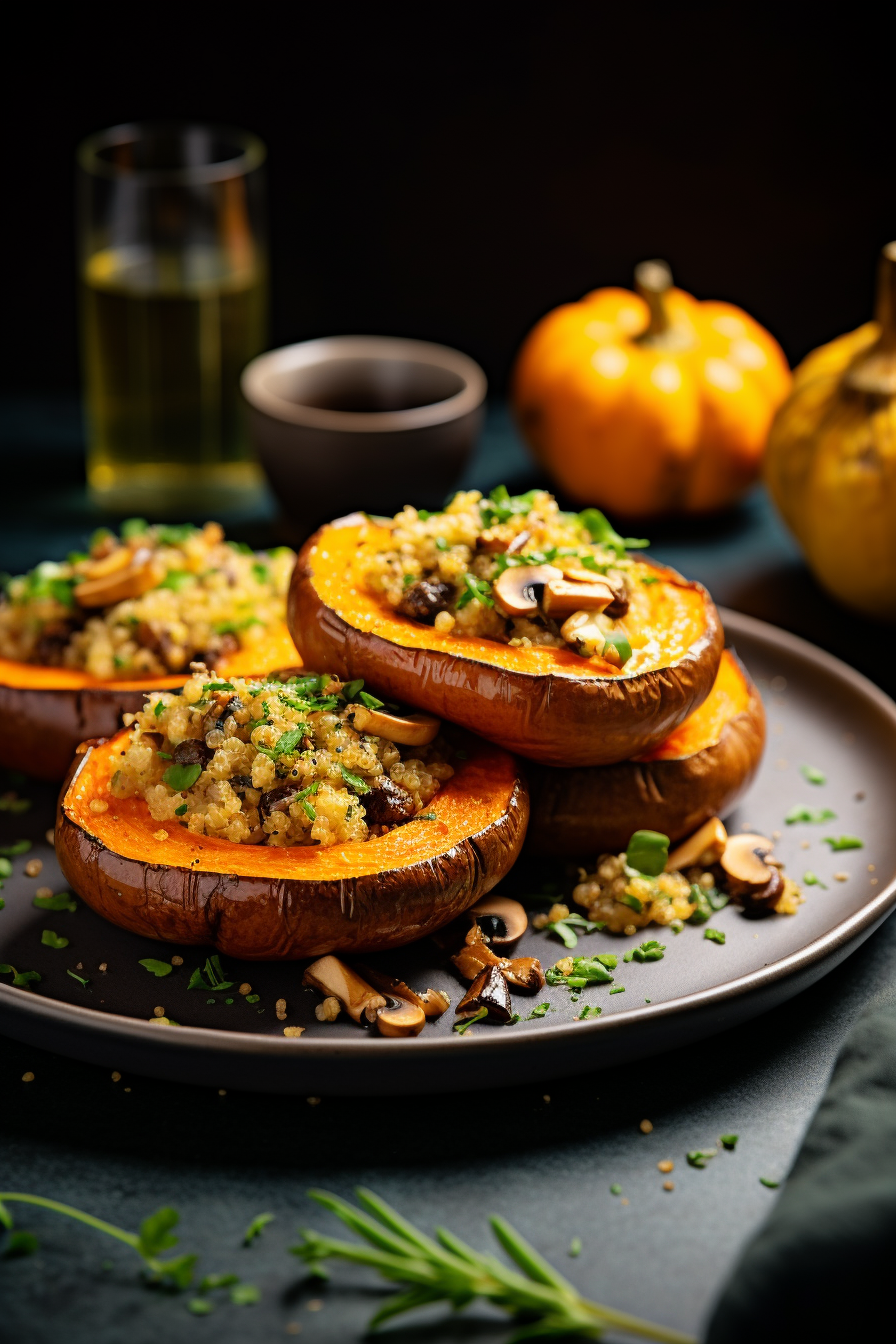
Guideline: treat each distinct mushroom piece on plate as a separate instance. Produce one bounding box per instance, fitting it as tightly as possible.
[666,817,728,871]
[456,965,513,1022]
[468,895,529,949]
[302,955,386,1024]
[348,703,441,746]
[720,833,784,911]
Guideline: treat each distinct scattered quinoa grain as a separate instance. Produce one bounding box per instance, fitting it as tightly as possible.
[88,800,108,815]
[98,962,107,972]
[286,1326,302,1336]
[153,829,169,841]
[543,1094,551,1104]
[239,982,252,996]
[834,872,849,882]
[283,1026,304,1038]
[800,841,810,850]
[34,886,53,899]
[171,955,183,966]
[124,1087,132,1092]
[153,1005,165,1017]
[45,828,55,845]
[315,996,341,1022]
[111,1071,121,1082]
[639,1119,654,1134]
[306,1299,323,1311]
[868,864,876,872]
[620,1197,629,1205]
[663,1181,675,1192]
[657,1160,674,1173]
[24,858,43,877]
[306,1096,321,1106]
[218,1089,227,1096]
[276,997,288,1020]
[22,1071,34,1083]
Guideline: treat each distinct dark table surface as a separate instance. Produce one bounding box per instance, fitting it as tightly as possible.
[2,400,895,1343]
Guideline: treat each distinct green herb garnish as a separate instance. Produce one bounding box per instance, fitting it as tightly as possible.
[163,763,203,792]
[576,1005,603,1020]
[120,518,148,539]
[139,958,173,978]
[609,986,626,995]
[759,1177,780,1189]
[626,829,669,877]
[156,570,195,593]
[545,956,614,989]
[526,1002,551,1019]
[620,893,644,913]
[0,796,31,814]
[609,1184,623,1196]
[632,940,666,962]
[687,1149,718,1168]
[66,970,90,988]
[340,764,370,794]
[188,955,234,994]
[40,930,69,950]
[720,1134,739,1150]
[803,871,828,889]
[568,1236,582,1257]
[291,1187,694,1342]
[175,804,188,816]
[358,691,384,710]
[823,835,863,851]
[704,928,726,945]
[453,1007,488,1034]
[456,573,494,609]
[0,963,41,988]
[577,507,649,557]
[543,913,605,948]
[153,700,165,718]
[800,765,827,785]
[0,839,31,857]
[785,805,836,824]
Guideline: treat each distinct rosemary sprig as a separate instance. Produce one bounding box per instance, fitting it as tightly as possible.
[292,1188,695,1342]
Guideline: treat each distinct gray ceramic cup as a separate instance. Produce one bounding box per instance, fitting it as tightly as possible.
[241,335,487,529]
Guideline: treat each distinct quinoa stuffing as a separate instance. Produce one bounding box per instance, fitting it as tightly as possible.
[0,520,295,678]
[111,668,454,847]
[363,487,652,664]
[572,850,802,936]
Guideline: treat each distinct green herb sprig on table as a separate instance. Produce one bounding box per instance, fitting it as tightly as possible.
[542,913,605,949]
[188,955,234,994]
[292,1187,694,1342]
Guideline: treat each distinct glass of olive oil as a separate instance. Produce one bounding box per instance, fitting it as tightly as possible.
[78,123,268,515]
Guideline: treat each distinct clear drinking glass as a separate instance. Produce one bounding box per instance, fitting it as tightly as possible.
[77,122,268,515]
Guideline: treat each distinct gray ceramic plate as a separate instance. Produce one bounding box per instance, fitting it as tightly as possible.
[1,610,894,1095]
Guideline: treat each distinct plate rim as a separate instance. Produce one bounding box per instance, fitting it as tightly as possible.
[3,607,896,1063]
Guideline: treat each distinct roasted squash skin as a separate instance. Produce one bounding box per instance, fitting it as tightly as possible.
[56,728,528,959]
[525,650,765,855]
[288,517,724,767]
[0,623,300,782]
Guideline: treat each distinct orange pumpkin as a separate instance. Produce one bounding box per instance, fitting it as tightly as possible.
[512,261,791,519]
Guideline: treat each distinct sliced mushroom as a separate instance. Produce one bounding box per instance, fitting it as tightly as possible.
[376,998,426,1037]
[362,778,417,827]
[720,833,777,895]
[559,610,607,658]
[302,955,386,1024]
[353,964,427,1011]
[171,737,213,769]
[492,564,562,618]
[74,547,165,608]
[452,927,546,993]
[397,577,454,623]
[666,818,729,872]
[455,965,512,1022]
[542,577,618,618]
[468,895,528,949]
[417,987,451,1018]
[349,703,441,746]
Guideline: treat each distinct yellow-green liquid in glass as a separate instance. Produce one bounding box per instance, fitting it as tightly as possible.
[82,245,267,514]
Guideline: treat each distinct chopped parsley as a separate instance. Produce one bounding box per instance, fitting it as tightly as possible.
[632,940,666,962]
[340,765,370,794]
[687,884,728,923]
[542,913,605,948]
[800,765,827,785]
[453,1007,488,1034]
[478,485,541,528]
[0,963,41,988]
[40,930,69,949]
[576,1005,602,1020]
[609,1184,622,1196]
[153,700,165,718]
[619,893,644,913]
[759,1177,780,1189]
[720,1134,739,1150]
[803,871,828,889]
[704,928,726,945]
[526,1003,552,1019]
[175,804,188,816]
[251,562,270,584]
[66,970,90,988]
[202,681,235,693]
[163,763,202,792]
[156,570,195,593]
[568,1237,582,1257]
[625,829,669,877]
[546,956,614,989]
[577,507,649,557]
[242,1213,274,1246]
[358,691,384,710]
[139,958,173,978]
[785,805,836,824]
[456,573,494,609]
[609,986,626,995]
[0,839,31,857]
[687,1149,718,1168]
[188,955,234,994]
[823,835,863,851]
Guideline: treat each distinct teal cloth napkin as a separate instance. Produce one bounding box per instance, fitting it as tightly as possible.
[707,1003,896,1340]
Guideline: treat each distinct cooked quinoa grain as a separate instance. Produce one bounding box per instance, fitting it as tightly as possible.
[111,668,454,848]
[0,520,294,678]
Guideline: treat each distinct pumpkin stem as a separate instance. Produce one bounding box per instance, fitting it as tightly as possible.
[844,241,896,396]
[634,259,674,338]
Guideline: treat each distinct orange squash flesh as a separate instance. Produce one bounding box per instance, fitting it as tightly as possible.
[525,650,765,856]
[288,517,724,767]
[56,729,528,959]
[0,622,300,782]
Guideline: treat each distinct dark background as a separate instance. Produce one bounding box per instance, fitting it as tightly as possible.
[7,7,895,398]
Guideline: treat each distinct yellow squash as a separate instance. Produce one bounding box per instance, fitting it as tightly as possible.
[765,243,896,620]
[512,261,791,519]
